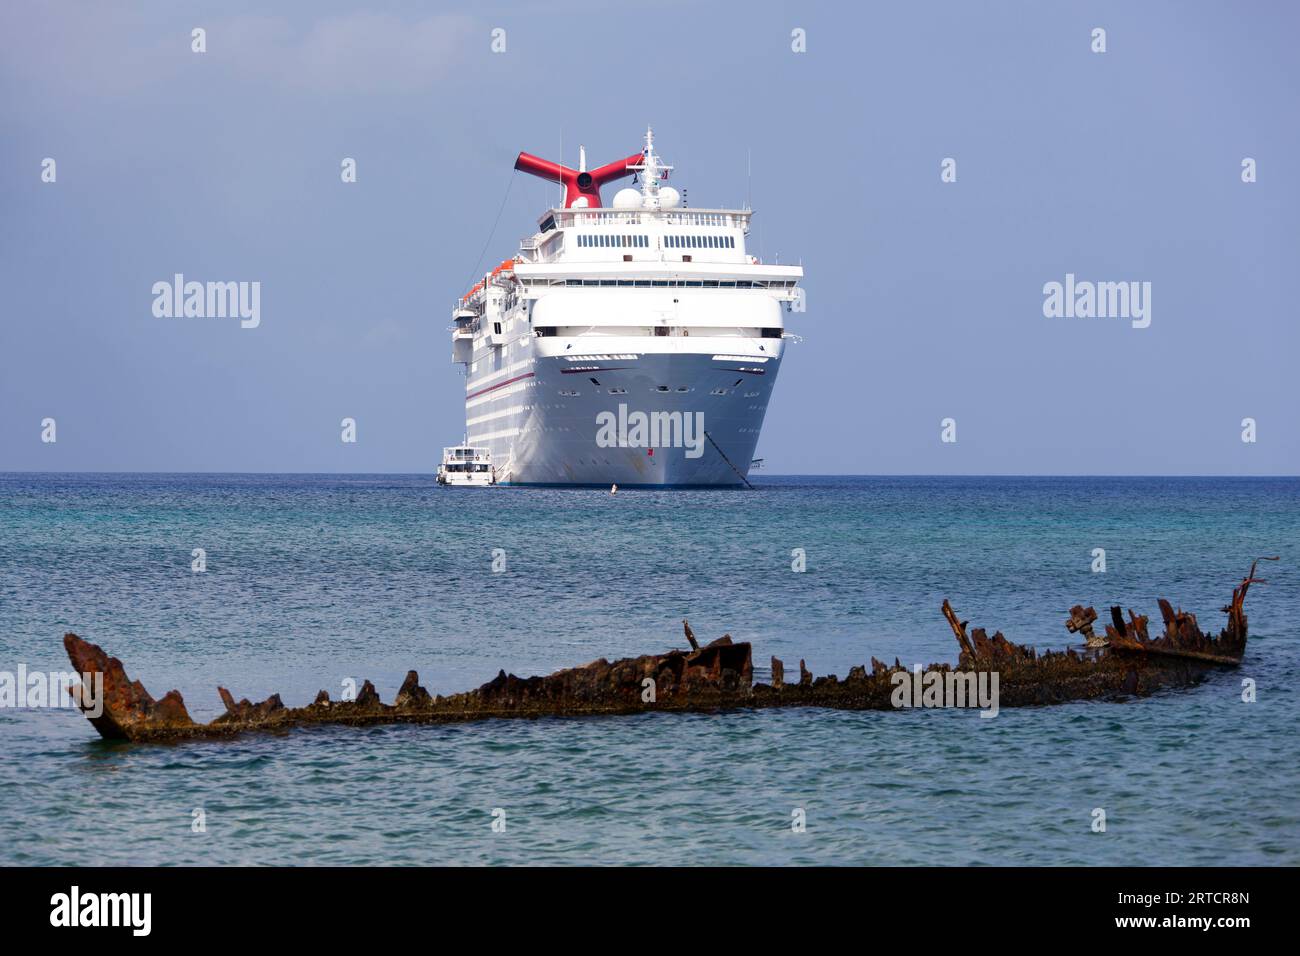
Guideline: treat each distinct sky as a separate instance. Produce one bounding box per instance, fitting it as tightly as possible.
[1,0,1296,475]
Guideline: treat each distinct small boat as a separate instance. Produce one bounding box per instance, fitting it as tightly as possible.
[436,445,494,487]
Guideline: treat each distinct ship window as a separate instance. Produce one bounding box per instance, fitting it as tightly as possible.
[761,327,782,338]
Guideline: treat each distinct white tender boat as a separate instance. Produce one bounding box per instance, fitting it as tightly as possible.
[436,446,494,487]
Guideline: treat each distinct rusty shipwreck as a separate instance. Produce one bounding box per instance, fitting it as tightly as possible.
[62,560,1274,744]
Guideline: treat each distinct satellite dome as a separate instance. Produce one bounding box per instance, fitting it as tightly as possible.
[657,186,681,209]
[612,188,642,210]
[569,195,590,208]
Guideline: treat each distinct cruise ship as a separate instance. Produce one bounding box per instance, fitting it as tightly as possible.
[450,128,803,486]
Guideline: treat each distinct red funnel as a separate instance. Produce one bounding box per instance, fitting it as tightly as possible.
[514,150,643,208]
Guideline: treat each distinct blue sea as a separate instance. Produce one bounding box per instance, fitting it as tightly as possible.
[0,474,1296,866]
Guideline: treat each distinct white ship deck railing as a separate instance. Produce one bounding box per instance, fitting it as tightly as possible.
[518,277,798,289]
[541,208,752,231]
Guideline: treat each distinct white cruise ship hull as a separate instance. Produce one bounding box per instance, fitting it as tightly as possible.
[467,347,780,486]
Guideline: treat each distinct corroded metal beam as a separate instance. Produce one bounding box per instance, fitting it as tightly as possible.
[62,560,1275,743]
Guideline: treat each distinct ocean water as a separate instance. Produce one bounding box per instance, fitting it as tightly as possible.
[0,473,1296,866]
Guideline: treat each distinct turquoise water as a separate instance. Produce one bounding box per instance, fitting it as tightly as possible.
[1,473,1296,865]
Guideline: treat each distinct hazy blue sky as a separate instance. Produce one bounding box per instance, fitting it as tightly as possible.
[2,0,1296,474]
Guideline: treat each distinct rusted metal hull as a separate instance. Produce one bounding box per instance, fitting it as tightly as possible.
[62,561,1273,743]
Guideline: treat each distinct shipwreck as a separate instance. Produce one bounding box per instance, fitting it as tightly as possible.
[63,560,1274,743]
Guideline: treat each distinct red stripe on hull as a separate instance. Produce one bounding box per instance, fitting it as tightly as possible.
[466,372,535,401]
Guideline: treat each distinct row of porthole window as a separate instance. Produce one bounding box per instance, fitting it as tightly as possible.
[578,234,650,248]
[665,235,735,249]
[559,385,695,396]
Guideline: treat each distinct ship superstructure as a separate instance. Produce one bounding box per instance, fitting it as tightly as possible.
[450,128,803,486]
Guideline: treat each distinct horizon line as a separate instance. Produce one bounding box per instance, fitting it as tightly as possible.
[2,470,1297,480]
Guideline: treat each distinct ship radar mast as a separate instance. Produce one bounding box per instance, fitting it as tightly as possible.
[627,126,675,209]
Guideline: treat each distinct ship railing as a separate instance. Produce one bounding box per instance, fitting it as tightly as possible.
[547,208,752,231]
